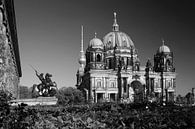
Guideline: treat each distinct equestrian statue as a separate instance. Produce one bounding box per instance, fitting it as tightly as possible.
[31,66,57,97]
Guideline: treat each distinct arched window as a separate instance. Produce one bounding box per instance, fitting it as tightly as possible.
[97,81,101,87]
[109,59,112,69]
[166,60,171,66]
[90,52,94,62]
[135,64,140,71]
[111,82,115,88]
[97,54,101,62]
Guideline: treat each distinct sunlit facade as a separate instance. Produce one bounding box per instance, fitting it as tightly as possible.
[76,13,176,103]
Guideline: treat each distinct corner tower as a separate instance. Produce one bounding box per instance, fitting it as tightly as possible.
[153,40,176,102]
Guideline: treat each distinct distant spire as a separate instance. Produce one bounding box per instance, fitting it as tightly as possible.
[79,25,86,65]
[112,12,119,31]
[94,32,97,38]
[81,25,84,52]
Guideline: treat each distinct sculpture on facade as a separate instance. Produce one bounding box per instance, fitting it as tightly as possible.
[31,67,57,97]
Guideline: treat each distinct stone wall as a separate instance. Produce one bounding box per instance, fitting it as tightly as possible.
[0,0,21,98]
[11,97,58,106]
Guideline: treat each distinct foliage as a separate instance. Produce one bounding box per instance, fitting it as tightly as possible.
[176,93,195,106]
[56,87,85,105]
[186,92,194,105]
[0,90,12,128]
[0,90,195,128]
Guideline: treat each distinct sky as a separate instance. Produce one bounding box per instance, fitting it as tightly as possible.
[14,0,195,96]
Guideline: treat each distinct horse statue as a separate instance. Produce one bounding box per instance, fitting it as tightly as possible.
[31,69,57,97]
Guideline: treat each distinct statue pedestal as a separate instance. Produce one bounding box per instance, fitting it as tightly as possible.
[11,96,58,106]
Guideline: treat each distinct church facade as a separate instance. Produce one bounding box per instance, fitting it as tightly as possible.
[0,0,22,99]
[76,13,176,103]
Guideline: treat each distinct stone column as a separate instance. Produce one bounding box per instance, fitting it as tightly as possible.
[95,93,97,103]
[121,78,124,98]
[90,77,93,103]
[115,93,117,101]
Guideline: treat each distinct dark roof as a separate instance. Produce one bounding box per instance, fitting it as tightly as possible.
[4,0,22,77]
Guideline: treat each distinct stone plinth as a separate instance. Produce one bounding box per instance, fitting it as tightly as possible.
[11,97,58,106]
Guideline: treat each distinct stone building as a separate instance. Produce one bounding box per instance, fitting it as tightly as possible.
[0,0,22,98]
[76,13,176,103]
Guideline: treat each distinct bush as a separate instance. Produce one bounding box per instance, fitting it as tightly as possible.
[0,90,12,128]
[56,87,85,105]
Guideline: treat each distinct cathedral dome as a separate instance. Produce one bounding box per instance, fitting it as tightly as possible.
[89,34,104,49]
[103,12,134,51]
[158,44,171,53]
[103,31,134,50]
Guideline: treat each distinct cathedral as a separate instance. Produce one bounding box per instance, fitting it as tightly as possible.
[0,0,22,99]
[76,13,176,103]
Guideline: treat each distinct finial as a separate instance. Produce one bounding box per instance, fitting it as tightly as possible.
[81,25,84,52]
[95,32,97,38]
[114,12,117,20]
[114,12,117,24]
[162,38,165,46]
[112,12,119,31]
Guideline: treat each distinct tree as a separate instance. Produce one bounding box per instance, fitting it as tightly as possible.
[56,87,85,105]
[19,86,29,99]
[185,92,194,105]
[176,94,183,105]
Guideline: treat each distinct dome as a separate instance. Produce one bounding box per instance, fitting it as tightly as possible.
[89,37,104,49]
[158,45,171,53]
[103,31,134,50]
[103,12,134,51]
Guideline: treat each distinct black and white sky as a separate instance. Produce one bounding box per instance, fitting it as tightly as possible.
[14,0,195,95]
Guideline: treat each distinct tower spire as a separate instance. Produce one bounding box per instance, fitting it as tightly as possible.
[78,25,86,70]
[112,12,119,31]
[81,25,84,52]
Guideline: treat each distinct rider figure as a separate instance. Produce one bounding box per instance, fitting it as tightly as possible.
[35,71,46,85]
[34,70,56,97]
[45,73,53,88]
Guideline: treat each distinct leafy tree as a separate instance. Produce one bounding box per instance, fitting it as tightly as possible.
[56,87,85,105]
[19,86,30,99]
[176,94,183,104]
[185,92,194,105]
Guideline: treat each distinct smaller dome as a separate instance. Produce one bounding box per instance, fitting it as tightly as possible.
[89,37,104,49]
[158,45,171,53]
